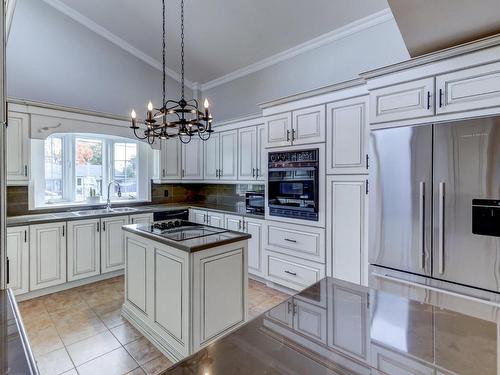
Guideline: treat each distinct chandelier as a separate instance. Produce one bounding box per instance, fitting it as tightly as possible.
[130,0,213,144]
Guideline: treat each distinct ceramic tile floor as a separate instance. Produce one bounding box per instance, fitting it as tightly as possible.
[19,276,289,375]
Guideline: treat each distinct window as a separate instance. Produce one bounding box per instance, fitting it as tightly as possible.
[34,134,150,208]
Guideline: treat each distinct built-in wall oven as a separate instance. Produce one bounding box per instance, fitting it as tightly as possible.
[268,149,319,221]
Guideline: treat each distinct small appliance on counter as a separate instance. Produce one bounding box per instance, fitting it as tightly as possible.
[267,149,319,221]
[245,191,264,214]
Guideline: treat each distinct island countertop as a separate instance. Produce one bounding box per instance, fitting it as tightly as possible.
[122,223,251,252]
[162,276,498,375]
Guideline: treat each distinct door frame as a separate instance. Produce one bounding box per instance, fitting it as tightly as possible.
[1,0,8,290]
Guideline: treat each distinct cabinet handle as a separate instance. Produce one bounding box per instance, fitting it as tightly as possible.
[97,222,100,232]
[284,270,297,276]
[24,165,28,177]
[426,91,431,110]
[291,128,296,141]
[162,169,165,177]
[438,182,445,274]
[365,154,369,170]
[242,220,246,231]
[439,88,443,108]
[238,220,242,230]
[6,257,9,284]
[255,168,259,178]
[252,168,256,178]
[62,226,65,237]
[24,230,27,243]
[182,169,185,178]
[287,301,292,314]
[286,130,290,142]
[103,222,106,231]
[419,182,425,270]
[220,169,223,177]
[365,179,369,195]
[216,169,219,178]
[284,238,296,243]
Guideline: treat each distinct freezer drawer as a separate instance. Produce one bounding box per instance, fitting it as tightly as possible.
[433,117,500,292]
[369,125,433,276]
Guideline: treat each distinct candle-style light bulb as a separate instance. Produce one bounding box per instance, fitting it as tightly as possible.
[203,98,209,109]
[146,101,153,122]
[130,109,137,128]
[147,101,153,111]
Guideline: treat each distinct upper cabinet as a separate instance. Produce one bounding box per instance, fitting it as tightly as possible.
[6,112,30,185]
[327,97,369,174]
[256,124,266,181]
[238,126,257,181]
[369,78,434,124]
[204,133,220,180]
[264,106,326,148]
[160,137,182,180]
[204,130,238,181]
[182,137,204,180]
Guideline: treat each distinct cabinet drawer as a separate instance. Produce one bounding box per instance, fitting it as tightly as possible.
[266,222,325,262]
[436,61,500,114]
[267,253,324,291]
[370,78,434,124]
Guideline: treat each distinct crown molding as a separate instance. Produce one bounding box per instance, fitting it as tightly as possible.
[200,8,394,91]
[42,0,196,90]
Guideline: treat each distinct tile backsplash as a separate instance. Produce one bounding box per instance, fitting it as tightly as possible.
[7,183,264,216]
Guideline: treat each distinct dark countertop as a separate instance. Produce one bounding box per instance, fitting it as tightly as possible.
[0,289,38,374]
[6,203,264,227]
[162,276,499,375]
[122,224,251,252]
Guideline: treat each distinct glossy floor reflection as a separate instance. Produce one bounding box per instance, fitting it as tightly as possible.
[18,276,288,375]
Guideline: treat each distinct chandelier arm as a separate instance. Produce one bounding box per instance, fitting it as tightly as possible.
[180,0,185,100]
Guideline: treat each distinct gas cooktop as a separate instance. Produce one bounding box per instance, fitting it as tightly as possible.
[138,220,229,242]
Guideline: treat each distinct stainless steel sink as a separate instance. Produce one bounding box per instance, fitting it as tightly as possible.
[110,207,138,213]
[73,207,138,216]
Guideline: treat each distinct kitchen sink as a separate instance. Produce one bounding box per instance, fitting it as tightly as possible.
[110,207,138,213]
[73,207,139,216]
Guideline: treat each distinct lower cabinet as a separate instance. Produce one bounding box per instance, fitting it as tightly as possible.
[207,211,225,228]
[6,226,29,295]
[189,209,225,228]
[67,219,101,281]
[29,222,67,291]
[130,213,154,225]
[189,209,207,224]
[101,215,129,273]
[326,175,368,285]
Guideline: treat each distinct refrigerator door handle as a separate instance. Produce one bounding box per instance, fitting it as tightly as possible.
[419,181,425,269]
[438,182,445,274]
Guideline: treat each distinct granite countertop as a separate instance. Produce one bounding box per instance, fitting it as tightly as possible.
[163,276,499,375]
[0,289,39,374]
[122,223,251,252]
[6,203,264,227]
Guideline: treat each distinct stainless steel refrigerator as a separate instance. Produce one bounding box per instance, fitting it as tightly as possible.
[369,117,500,293]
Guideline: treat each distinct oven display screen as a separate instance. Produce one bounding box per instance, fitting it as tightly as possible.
[280,183,303,195]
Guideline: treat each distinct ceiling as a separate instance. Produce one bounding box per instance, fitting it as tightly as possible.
[388,0,500,57]
[52,0,389,85]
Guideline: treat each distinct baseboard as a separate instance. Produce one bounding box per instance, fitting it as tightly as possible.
[15,270,124,302]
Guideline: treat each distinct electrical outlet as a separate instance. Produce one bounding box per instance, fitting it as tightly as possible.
[164,190,169,197]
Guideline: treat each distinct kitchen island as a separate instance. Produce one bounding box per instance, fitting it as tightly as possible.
[121,221,251,362]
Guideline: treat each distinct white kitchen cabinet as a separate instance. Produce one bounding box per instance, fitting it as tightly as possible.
[328,282,369,361]
[293,298,327,344]
[266,300,293,327]
[238,126,257,180]
[189,209,207,224]
[327,97,369,174]
[265,112,292,148]
[291,105,326,145]
[206,211,225,228]
[370,344,434,375]
[160,137,182,180]
[436,61,500,115]
[265,221,326,263]
[67,219,100,281]
[256,124,266,180]
[101,215,129,273]
[6,226,29,295]
[203,133,219,180]
[370,78,434,124]
[125,236,148,313]
[224,214,243,231]
[29,222,67,291]
[219,130,238,180]
[182,137,203,180]
[6,112,30,185]
[326,175,368,285]
[130,213,154,224]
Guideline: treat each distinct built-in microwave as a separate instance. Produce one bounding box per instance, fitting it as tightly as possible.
[267,149,319,221]
[245,192,265,214]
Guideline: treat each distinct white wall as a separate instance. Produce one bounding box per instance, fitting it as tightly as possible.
[7,0,192,117]
[203,19,409,121]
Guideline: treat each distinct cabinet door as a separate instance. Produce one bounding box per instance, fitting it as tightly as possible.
[182,138,203,180]
[129,213,154,225]
[245,218,264,277]
[6,112,30,184]
[207,211,225,228]
[101,215,129,273]
[370,344,434,375]
[189,209,207,224]
[266,300,293,327]
[293,299,327,344]
[6,226,29,295]
[219,130,238,180]
[265,113,292,148]
[225,214,242,231]
[256,124,266,181]
[327,175,368,285]
[160,138,182,179]
[30,223,67,291]
[436,61,500,115]
[327,97,369,174]
[67,219,100,281]
[370,78,434,124]
[238,126,257,180]
[292,105,326,145]
[329,282,369,361]
[203,133,220,180]
[125,236,147,313]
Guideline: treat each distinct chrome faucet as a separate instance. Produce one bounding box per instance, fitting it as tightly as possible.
[106,180,122,210]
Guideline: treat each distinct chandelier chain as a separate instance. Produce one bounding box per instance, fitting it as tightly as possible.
[180,0,185,100]
[162,0,166,107]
